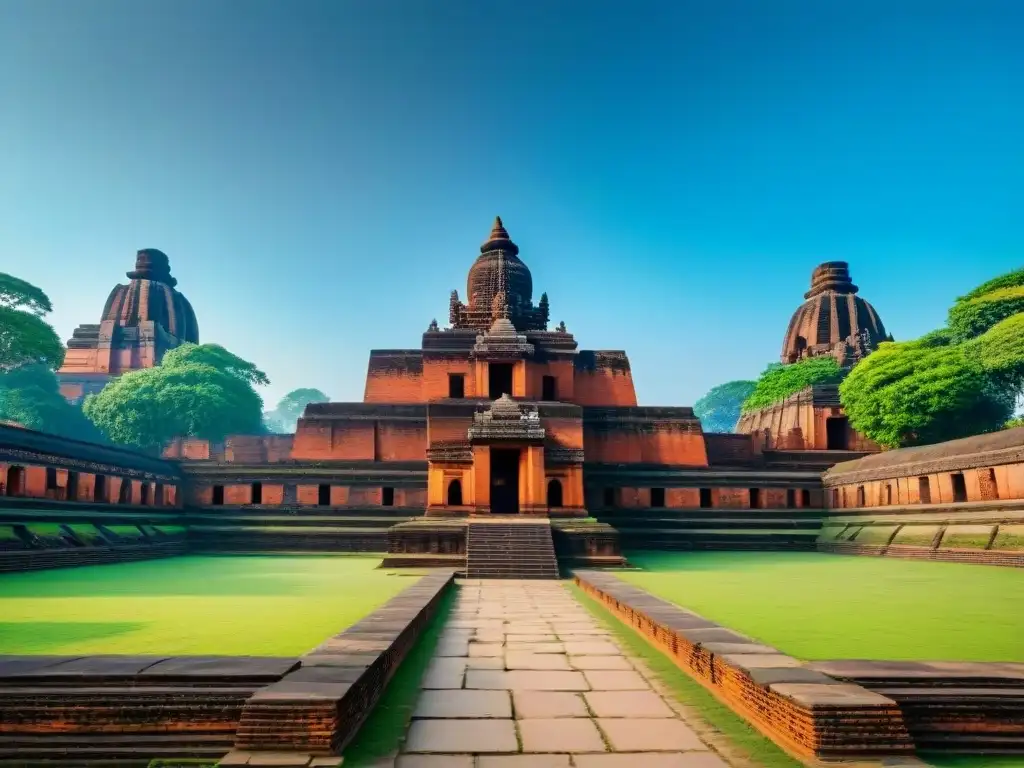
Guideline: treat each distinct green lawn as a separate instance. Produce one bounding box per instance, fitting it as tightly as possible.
[618,552,1024,662]
[0,555,416,656]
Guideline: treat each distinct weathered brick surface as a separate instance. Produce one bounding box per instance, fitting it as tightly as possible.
[574,571,913,760]
[235,571,455,756]
[0,654,297,763]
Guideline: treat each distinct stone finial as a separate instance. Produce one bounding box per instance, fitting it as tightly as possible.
[557,320,567,333]
[127,248,177,287]
[428,318,439,332]
[480,215,520,256]
[805,261,858,299]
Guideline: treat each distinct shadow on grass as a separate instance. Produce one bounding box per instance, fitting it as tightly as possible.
[341,586,456,767]
[569,583,802,768]
[0,621,144,651]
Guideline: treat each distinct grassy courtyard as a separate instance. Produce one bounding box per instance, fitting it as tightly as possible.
[0,555,416,656]
[619,551,1024,662]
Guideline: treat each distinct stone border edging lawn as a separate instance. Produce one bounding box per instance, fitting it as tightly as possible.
[0,654,299,763]
[573,570,914,762]
[226,569,455,765]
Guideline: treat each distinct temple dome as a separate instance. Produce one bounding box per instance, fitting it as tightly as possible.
[100,249,199,343]
[466,217,533,314]
[781,261,887,366]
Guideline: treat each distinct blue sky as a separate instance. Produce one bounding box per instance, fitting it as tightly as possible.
[2,0,1021,408]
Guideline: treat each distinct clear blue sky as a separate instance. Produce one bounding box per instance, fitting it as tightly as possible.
[2,0,1021,408]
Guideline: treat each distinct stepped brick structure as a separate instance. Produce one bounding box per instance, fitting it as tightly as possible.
[171,218,855,565]
[57,248,198,404]
[737,261,889,450]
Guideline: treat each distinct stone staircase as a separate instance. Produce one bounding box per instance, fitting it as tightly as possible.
[467,517,560,579]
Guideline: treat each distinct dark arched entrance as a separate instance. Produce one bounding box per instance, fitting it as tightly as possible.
[447,479,463,506]
[547,478,563,508]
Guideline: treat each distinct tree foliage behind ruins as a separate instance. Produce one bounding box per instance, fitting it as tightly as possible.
[742,357,844,414]
[841,266,1024,448]
[694,380,757,433]
[84,343,269,453]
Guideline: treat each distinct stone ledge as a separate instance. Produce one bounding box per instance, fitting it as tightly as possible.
[234,570,455,757]
[0,653,299,763]
[818,541,1024,568]
[573,570,913,761]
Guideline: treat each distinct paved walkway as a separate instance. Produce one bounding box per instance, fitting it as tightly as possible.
[396,579,732,767]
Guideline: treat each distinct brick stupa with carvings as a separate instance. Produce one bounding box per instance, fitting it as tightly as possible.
[737,261,890,451]
[57,249,198,404]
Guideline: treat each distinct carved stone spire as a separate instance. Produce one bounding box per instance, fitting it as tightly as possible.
[480,216,520,256]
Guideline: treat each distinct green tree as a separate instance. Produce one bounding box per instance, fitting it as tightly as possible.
[0,364,106,442]
[0,273,64,370]
[840,339,1013,448]
[264,387,330,433]
[948,284,1024,342]
[83,343,268,452]
[742,356,844,413]
[694,380,756,432]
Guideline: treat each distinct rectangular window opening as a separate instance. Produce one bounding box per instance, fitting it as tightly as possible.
[542,375,557,401]
[212,485,224,506]
[382,487,395,506]
[318,484,331,506]
[650,487,665,508]
[251,482,263,505]
[951,472,967,503]
[918,476,931,504]
[749,488,761,509]
[603,487,617,507]
[699,488,712,508]
[448,374,465,399]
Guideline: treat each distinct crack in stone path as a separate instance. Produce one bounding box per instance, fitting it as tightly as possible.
[396,579,732,767]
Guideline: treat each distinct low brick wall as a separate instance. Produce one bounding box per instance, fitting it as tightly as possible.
[574,570,914,761]
[0,538,186,573]
[231,569,454,760]
[0,654,298,764]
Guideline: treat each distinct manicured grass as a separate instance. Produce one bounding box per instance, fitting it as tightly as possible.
[570,583,802,768]
[619,551,1024,662]
[0,555,416,656]
[342,586,455,766]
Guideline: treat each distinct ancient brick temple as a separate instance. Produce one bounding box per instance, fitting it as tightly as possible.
[57,248,199,404]
[737,261,889,451]
[166,218,861,570]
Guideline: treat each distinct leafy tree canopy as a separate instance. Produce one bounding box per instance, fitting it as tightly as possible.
[957,267,1024,303]
[0,365,106,442]
[83,343,268,452]
[0,274,64,371]
[161,343,269,386]
[742,357,844,413]
[694,380,756,433]
[0,273,54,315]
[840,339,1013,448]
[948,284,1024,342]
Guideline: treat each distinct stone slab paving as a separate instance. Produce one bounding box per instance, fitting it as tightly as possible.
[397,579,733,767]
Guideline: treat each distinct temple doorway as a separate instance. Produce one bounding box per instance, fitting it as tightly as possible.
[5,466,24,497]
[826,417,849,450]
[490,449,520,514]
[489,364,514,400]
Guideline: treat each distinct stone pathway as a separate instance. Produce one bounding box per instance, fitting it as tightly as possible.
[396,579,732,767]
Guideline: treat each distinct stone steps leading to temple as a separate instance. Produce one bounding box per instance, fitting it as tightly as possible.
[466,519,559,579]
